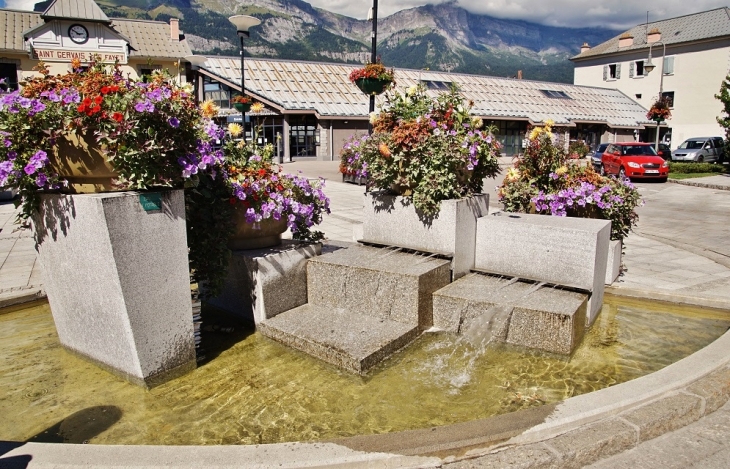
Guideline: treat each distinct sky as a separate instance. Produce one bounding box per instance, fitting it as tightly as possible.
[0,0,727,30]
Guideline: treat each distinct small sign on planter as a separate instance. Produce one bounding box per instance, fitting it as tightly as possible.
[139,193,162,212]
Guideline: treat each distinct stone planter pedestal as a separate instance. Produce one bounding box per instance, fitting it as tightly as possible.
[361,193,489,279]
[606,239,622,285]
[33,190,195,388]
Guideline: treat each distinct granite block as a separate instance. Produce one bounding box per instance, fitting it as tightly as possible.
[258,304,421,374]
[361,193,489,278]
[606,239,622,285]
[620,393,704,443]
[306,245,451,329]
[205,241,321,324]
[686,367,730,414]
[433,273,588,355]
[546,418,637,469]
[33,191,194,388]
[475,212,610,325]
[507,288,588,355]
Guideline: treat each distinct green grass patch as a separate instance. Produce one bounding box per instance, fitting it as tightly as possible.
[668,172,724,179]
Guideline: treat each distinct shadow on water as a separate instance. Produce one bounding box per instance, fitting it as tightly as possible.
[26,405,122,444]
[197,304,256,366]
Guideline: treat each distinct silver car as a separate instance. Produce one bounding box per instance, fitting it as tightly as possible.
[672,137,724,163]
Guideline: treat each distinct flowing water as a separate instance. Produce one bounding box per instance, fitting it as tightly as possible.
[1,297,728,445]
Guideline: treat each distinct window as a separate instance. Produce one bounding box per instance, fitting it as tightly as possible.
[289,115,317,157]
[603,63,621,81]
[635,93,642,99]
[421,80,452,90]
[0,63,18,91]
[661,91,675,108]
[632,60,645,77]
[540,90,571,99]
[202,76,233,109]
[663,56,674,75]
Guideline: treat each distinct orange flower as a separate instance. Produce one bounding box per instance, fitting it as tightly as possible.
[71,58,82,70]
[378,143,391,158]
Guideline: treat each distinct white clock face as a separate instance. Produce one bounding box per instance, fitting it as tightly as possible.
[69,24,89,44]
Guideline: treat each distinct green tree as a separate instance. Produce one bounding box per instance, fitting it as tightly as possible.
[715,72,730,161]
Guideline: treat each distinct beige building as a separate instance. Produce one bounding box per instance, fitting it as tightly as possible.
[571,8,730,148]
[0,0,191,89]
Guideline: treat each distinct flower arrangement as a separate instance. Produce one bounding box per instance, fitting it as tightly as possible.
[348,61,394,83]
[223,123,330,240]
[232,95,252,104]
[339,134,369,178]
[498,120,642,240]
[357,83,501,216]
[0,57,221,219]
[568,140,590,159]
[647,96,672,122]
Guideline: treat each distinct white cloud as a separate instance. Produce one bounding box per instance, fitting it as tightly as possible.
[3,0,37,10]
[309,0,729,29]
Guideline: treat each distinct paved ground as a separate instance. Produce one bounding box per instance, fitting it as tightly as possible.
[1,162,729,467]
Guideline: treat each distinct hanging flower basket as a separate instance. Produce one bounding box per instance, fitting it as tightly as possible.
[349,61,395,96]
[232,95,252,113]
[354,78,392,96]
[647,96,672,122]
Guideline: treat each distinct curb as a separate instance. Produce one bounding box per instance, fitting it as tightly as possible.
[605,286,730,311]
[667,178,730,191]
[0,286,46,310]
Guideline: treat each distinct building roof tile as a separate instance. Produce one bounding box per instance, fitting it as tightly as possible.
[42,0,110,23]
[198,56,652,128]
[573,7,730,60]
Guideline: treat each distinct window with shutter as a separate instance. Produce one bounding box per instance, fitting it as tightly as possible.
[616,63,621,79]
[629,62,634,78]
[603,65,608,81]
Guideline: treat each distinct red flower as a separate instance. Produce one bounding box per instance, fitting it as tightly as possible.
[112,112,124,122]
[94,96,103,105]
[82,97,92,106]
[91,105,101,114]
[77,104,86,112]
[110,85,119,93]
[257,169,267,177]
[101,86,110,94]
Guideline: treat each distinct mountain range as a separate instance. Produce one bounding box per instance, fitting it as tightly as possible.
[95,0,620,83]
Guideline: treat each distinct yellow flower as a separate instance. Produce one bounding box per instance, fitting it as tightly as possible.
[529,127,541,140]
[471,117,483,129]
[369,112,379,125]
[555,166,568,175]
[406,84,418,96]
[544,119,554,130]
[181,83,194,94]
[250,102,265,113]
[228,123,243,137]
[200,100,219,118]
[506,167,520,182]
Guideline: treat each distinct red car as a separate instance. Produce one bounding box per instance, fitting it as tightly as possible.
[600,142,669,181]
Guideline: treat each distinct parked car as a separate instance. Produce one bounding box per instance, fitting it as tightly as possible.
[600,142,669,181]
[653,143,672,160]
[590,143,610,172]
[672,137,724,163]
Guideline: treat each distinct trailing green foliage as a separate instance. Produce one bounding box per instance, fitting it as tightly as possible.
[715,72,730,158]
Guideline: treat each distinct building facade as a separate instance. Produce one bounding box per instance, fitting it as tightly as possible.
[0,0,191,91]
[571,8,730,148]
[3,0,654,162]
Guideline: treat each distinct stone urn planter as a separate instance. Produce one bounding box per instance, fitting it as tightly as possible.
[228,207,289,250]
[354,78,392,95]
[49,132,121,193]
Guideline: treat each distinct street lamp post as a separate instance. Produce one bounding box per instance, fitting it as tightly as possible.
[228,15,261,140]
[368,0,378,134]
[643,40,666,151]
[184,55,207,104]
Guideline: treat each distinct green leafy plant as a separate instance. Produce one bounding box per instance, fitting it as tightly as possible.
[498,121,642,240]
[568,140,590,159]
[715,72,730,158]
[0,57,218,219]
[668,162,727,174]
[358,83,501,216]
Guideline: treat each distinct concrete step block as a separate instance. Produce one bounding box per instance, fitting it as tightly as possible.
[258,304,421,374]
[432,273,588,355]
[306,245,451,329]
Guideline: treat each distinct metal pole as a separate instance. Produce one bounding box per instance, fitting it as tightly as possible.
[368,0,378,134]
[240,34,246,141]
[654,41,666,152]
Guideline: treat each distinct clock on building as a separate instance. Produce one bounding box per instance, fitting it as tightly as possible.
[68,24,89,44]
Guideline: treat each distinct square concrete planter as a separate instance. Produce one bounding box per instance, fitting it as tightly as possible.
[361,193,489,279]
[33,190,195,388]
[606,239,622,285]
